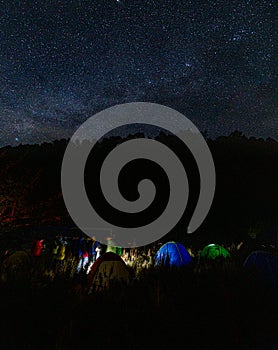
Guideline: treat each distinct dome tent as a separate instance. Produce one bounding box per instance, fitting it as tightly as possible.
[87,252,130,293]
[155,241,192,267]
[200,244,230,260]
[243,250,278,288]
[106,246,123,255]
[106,239,123,256]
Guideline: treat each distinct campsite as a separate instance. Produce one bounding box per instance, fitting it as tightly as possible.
[0,231,277,350]
[0,1,276,349]
[0,133,277,349]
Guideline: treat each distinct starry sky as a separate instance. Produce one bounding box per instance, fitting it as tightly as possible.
[0,0,277,146]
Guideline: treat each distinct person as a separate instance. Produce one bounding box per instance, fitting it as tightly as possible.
[30,239,44,257]
[77,251,89,273]
[54,241,66,273]
[56,243,66,261]
[95,244,103,260]
[52,238,59,255]
[89,240,99,263]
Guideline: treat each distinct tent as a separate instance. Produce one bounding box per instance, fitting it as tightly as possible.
[87,252,130,293]
[0,251,31,283]
[106,241,123,256]
[155,241,192,267]
[243,250,278,288]
[200,244,230,260]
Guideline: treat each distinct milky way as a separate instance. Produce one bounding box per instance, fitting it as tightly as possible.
[0,0,276,146]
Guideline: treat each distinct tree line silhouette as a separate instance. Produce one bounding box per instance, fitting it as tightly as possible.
[0,130,277,246]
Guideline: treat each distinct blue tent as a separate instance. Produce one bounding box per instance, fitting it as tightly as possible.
[243,250,278,288]
[155,241,192,267]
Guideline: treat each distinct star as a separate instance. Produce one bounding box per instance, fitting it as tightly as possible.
[0,1,275,147]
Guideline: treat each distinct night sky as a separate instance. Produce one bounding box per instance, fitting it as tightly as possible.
[0,0,276,147]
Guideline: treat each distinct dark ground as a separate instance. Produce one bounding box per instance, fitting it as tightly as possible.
[0,254,277,350]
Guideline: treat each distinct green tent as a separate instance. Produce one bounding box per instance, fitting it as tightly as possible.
[200,244,230,259]
[106,239,123,256]
[106,245,123,255]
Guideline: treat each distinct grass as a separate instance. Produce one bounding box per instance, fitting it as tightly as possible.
[0,249,277,350]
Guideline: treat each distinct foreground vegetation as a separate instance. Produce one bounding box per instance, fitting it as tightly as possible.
[0,249,277,350]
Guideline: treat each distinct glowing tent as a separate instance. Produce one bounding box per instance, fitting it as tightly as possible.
[87,252,130,293]
[155,241,192,267]
[243,250,278,288]
[200,244,230,260]
[106,242,123,256]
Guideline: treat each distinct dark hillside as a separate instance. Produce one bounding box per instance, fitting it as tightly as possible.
[0,132,277,245]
